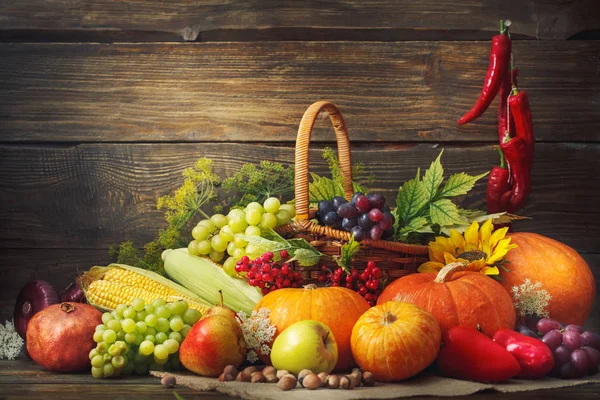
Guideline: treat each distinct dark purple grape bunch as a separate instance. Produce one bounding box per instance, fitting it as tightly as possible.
[316,192,394,242]
[522,318,600,379]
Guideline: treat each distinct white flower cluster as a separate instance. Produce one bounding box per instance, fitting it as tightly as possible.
[237,308,276,363]
[0,320,24,360]
[511,279,552,318]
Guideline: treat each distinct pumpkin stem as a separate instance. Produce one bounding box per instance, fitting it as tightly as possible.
[433,262,468,283]
[60,302,76,313]
[382,312,397,325]
[303,284,318,290]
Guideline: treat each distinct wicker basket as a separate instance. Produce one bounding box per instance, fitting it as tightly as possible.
[276,100,429,284]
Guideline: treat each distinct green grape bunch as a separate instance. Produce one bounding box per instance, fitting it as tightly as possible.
[89,298,202,378]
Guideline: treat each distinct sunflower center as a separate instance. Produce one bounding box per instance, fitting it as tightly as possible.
[457,250,487,262]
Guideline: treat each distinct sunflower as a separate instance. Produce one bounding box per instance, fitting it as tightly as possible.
[418,219,518,276]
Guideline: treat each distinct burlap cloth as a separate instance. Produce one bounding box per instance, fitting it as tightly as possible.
[151,370,600,399]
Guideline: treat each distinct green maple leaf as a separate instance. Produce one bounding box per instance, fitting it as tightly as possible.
[396,168,428,223]
[423,150,445,200]
[430,199,464,226]
[436,171,488,199]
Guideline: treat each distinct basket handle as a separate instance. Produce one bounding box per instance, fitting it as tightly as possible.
[295,101,354,221]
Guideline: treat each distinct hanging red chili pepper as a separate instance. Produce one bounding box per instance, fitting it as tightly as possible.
[497,68,518,142]
[458,21,512,125]
[487,150,511,214]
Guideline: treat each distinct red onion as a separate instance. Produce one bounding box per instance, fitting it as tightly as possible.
[14,280,60,339]
[60,279,86,303]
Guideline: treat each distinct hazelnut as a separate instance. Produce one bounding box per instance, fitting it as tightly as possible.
[362,371,376,386]
[297,369,313,385]
[317,372,329,387]
[251,372,266,383]
[302,373,321,390]
[276,369,290,379]
[262,366,276,376]
[327,374,340,389]
[339,376,352,389]
[236,371,251,382]
[243,366,258,375]
[278,375,297,391]
[161,374,176,388]
[223,365,238,377]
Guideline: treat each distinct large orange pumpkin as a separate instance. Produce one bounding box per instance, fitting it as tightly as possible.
[377,262,516,337]
[351,301,441,381]
[500,232,595,325]
[253,284,369,372]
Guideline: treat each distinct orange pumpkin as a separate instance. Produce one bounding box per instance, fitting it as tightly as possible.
[500,232,595,326]
[253,284,369,372]
[377,262,516,337]
[351,301,441,381]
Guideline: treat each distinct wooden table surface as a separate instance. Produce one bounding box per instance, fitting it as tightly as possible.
[1,359,599,400]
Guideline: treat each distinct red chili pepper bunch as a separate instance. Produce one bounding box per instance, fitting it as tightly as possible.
[458,20,534,214]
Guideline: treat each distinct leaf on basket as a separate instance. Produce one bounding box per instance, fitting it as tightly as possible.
[288,248,322,267]
[286,238,316,250]
[334,235,360,272]
[309,172,339,203]
[261,228,289,245]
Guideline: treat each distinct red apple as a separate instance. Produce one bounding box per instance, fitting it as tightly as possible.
[179,314,246,377]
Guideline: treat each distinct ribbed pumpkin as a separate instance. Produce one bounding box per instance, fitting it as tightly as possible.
[377,262,516,337]
[500,232,595,325]
[253,284,370,372]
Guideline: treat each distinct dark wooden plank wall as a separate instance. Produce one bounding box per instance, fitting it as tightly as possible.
[1,1,599,331]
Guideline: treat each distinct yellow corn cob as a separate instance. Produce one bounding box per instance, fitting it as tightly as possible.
[81,263,211,314]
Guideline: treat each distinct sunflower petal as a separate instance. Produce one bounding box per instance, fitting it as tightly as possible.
[480,220,494,244]
[429,242,447,263]
[418,261,444,273]
[466,259,487,272]
[490,227,510,248]
[444,252,460,265]
[449,229,465,254]
[487,237,518,264]
[464,221,480,251]
[483,265,500,276]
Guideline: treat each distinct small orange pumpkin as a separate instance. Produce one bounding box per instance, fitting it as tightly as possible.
[351,301,441,381]
[501,232,595,325]
[253,284,369,372]
[377,262,516,336]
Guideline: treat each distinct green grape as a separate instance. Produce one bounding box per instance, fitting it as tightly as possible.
[211,234,228,252]
[133,351,148,365]
[123,307,137,320]
[89,348,98,360]
[232,247,246,260]
[153,357,168,366]
[91,354,105,368]
[124,332,137,344]
[182,309,201,325]
[263,197,281,213]
[168,331,182,343]
[107,319,121,332]
[134,333,144,346]
[156,305,172,320]
[233,234,248,248]
[279,203,296,216]
[96,342,108,354]
[155,318,170,333]
[169,316,184,332]
[227,208,245,220]
[155,332,168,344]
[110,310,120,320]
[108,344,122,357]
[228,215,248,233]
[101,312,115,325]
[245,225,261,236]
[192,224,210,241]
[95,324,107,332]
[246,202,264,212]
[211,213,229,229]
[163,339,180,354]
[152,298,166,308]
[121,318,136,333]
[180,324,192,337]
[219,225,235,242]
[226,241,237,256]
[260,212,277,229]
[198,219,217,233]
[102,329,117,344]
[144,314,158,327]
[245,243,259,258]
[123,361,135,376]
[223,257,237,277]
[131,298,145,312]
[134,363,149,375]
[115,304,128,317]
[136,311,147,322]
[196,239,212,255]
[135,321,148,333]
[187,240,200,256]
[103,363,116,378]
[169,301,187,316]
[153,344,169,360]
[116,340,128,352]
[116,330,125,341]
[275,209,292,226]
[209,250,225,263]
[245,206,263,226]
[93,330,104,343]
[146,327,156,336]
[103,353,112,363]
[111,355,126,370]
[144,304,155,314]
[91,366,104,379]
[144,335,156,343]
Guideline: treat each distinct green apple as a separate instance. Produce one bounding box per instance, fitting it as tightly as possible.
[270,320,338,375]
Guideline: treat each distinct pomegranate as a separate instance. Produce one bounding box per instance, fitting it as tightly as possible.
[26,302,102,372]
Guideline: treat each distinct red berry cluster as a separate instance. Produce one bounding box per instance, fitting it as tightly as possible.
[325,261,382,306]
[235,250,305,295]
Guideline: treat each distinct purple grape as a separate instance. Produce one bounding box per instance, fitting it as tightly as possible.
[318,200,334,217]
[337,203,359,219]
[378,212,394,231]
[358,213,374,229]
[518,325,540,339]
[350,192,364,205]
[554,345,572,366]
[537,318,562,335]
[370,225,384,241]
[350,226,366,242]
[367,193,386,209]
[581,346,600,375]
[581,331,600,351]
[383,228,394,240]
[368,208,383,222]
[341,217,358,231]
[559,362,577,379]
[570,349,589,374]
[332,196,348,210]
[566,324,584,334]
[355,195,370,213]
[323,211,342,228]
[542,329,563,350]
[564,329,582,351]
[524,314,542,331]
[382,204,391,213]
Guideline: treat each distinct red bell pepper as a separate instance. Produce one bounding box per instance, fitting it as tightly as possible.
[438,326,521,382]
[493,329,554,379]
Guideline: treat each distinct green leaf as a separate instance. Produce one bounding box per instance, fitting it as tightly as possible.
[308,172,338,203]
[289,248,322,267]
[436,171,489,199]
[423,150,444,200]
[261,228,289,245]
[396,168,428,223]
[335,235,361,272]
[429,199,464,226]
[286,238,316,250]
